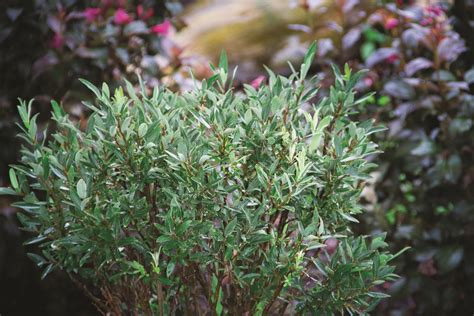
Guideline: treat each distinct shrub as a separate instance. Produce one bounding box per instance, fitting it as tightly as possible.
[1,45,399,314]
[362,5,474,314]
[289,1,474,314]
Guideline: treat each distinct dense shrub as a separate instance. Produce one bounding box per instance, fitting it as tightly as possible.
[364,5,474,314]
[1,45,400,314]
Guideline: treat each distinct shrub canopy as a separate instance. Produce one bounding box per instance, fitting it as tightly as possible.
[2,44,401,315]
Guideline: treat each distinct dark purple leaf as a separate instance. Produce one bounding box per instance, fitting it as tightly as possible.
[394,225,415,239]
[436,247,464,273]
[116,48,130,64]
[393,102,415,119]
[446,81,469,91]
[326,22,342,33]
[32,53,59,78]
[383,79,415,100]
[404,57,433,76]
[418,258,437,276]
[66,11,86,21]
[402,25,430,48]
[6,8,23,21]
[75,47,108,59]
[0,27,13,44]
[419,95,441,109]
[431,70,456,82]
[388,119,404,137]
[401,29,421,48]
[411,139,435,156]
[342,28,361,50]
[404,78,422,86]
[464,68,474,84]
[343,0,359,13]
[124,21,149,36]
[288,24,311,33]
[47,14,61,33]
[396,6,423,19]
[437,35,466,63]
[414,249,438,262]
[317,38,334,57]
[449,118,472,135]
[366,48,398,67]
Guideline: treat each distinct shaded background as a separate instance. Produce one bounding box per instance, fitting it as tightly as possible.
[1,0,473,315]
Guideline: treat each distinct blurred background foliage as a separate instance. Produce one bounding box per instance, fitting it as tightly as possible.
[1,0,473,315]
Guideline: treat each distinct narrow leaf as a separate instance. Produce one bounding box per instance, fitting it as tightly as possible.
[77,179,87,199]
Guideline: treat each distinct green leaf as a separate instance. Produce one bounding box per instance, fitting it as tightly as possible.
[77,179,87,199]
[27,253,47,267]
[361,42,376,60]
[138,123,148,138]
[79,78,101,99]
[300,41,317,81]
[9,169,19,190]
[216,286,223,316]
[17,100,31,128]
[224,217,238,237]
[125,79,139,102]
[102,82,110,98]
[218,50,228,73]
[166,260,176,277]
[0,187,20,196]
[309,132,323,153]
[339,211,359,223]
[51,100,64,119]
[306,242,326,251]
[317,116,331,132]
[41,263,54,280]
[367,291,390,299]
[244,108,252,124]
[24,235,47,245]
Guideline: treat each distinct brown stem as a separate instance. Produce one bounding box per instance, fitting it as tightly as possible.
[322,102,343,156]
[156,280,165,316]
[262,282,284,314]
[67,272,109,314]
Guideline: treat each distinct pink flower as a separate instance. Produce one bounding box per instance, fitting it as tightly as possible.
[420,17,433,26]
[426,5,443,17]
[395,0,415,6]
[84,7,101,23]
[151,20,172,35]
[386,53,399,64]
[384,17,399,30]
[382,281,393,290]
[364,77,374,87]
[50,32,63,49]
[137,5,154,20]
[250,75,266,88]
[114,8,132,25]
